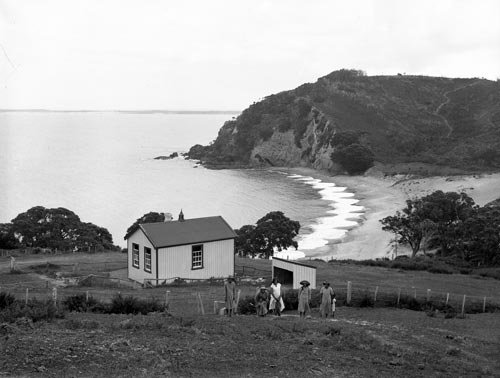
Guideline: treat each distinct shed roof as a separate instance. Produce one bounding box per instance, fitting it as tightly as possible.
[125,216,236,249]
[272,257,317,269]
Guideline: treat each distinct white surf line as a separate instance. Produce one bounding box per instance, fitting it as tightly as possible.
[274,174,365,261]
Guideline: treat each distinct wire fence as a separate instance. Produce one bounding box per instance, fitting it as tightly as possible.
[1,273,499,316]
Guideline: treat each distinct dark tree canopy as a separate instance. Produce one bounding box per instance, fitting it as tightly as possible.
[381,191,500,265]
[0,223,18,249]
[380,200,424,258]
[126,212,166,235]
[235,211,300,258]
[331,143,374,174]
[3,206,115,251]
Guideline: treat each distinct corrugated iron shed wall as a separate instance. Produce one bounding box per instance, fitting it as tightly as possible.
[272,257,316,289]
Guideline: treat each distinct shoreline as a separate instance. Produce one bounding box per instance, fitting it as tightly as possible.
[272,167,500,261]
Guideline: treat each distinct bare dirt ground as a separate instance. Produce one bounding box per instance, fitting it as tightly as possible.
[1,308,499,378]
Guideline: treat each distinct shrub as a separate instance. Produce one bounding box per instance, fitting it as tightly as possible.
[0,292,15,309]
[108,294,164,315]
[0,299,64,323]
[283,290,298,310]
[359,292,374,307]
[237,296,255,315]
[63,294,101,312]
[398,296,422,311]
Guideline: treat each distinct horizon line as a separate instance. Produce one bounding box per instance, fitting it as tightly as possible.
[0,108,241,114]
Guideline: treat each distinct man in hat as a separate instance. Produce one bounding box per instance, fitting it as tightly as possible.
[254,286,269,317]
[224,276,236,317]
[320,281,335,318]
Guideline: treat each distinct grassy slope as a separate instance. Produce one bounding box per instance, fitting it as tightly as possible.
[1,253,500,377]
[1,309,499,377]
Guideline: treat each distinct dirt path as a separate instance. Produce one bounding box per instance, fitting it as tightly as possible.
[435,81,481,138]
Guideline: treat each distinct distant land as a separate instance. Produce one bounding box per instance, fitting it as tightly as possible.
[0,109,241,115]
[186,69,500,175]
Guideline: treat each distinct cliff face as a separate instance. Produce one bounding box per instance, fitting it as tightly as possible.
[188,69,500,173]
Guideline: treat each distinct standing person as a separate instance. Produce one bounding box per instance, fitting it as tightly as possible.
[298,280,311,319]
[224,276,236,317]
[254,286,269,317]
[320,281,335,318]
[269,277,285,316]
[331,297,337,318]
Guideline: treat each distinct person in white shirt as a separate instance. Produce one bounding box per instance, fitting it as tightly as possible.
[269,277,285,316]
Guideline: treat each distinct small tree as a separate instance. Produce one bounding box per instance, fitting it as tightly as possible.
[380,202,424,258]
[126,212,166,235]
[235,211,300,258]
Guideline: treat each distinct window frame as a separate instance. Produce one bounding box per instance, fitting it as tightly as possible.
[144,247,152,273]
[132,243,140,269]
[191,244,204,270]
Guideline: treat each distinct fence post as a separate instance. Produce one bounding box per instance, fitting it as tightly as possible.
[461,295,466,316]
[198,292,205,315]
[235,289,241,313]
[426,289,431,303]
[25,288,29,305]
[346,281,352,305]
[483,297,486,313]
[445,293,450,306]
[52,287,57,306]
[397,288,401,306]
[413,287,417,299]
[165,290,170,311]
[374,286,378,303]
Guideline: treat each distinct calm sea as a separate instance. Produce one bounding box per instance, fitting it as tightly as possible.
[0,111,364,258]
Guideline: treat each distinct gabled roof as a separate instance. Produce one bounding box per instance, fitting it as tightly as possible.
[124,216,237,249]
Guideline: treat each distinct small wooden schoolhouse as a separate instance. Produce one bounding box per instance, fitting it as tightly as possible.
[124,211,236,285]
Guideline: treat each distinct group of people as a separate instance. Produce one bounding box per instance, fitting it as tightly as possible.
[297,280,336,319]
[225,276,336,318]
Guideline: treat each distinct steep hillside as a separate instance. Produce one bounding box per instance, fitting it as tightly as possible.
[187,70,500,174]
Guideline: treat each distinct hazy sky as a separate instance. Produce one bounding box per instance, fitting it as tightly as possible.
[1,0,499,110]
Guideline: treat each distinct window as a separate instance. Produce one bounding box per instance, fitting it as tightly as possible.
[132,243,139,269]
[144,247,152,273]
[192,244,203,270]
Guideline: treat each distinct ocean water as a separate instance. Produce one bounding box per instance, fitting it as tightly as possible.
[0,111,364,258]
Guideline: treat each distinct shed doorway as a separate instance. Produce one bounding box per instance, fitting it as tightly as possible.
[273,266,293,286]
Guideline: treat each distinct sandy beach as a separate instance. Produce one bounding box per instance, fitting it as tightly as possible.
[284,167,500,261]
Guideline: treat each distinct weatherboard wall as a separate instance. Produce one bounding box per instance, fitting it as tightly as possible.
[127,229,157,284]
[157,239,234,281]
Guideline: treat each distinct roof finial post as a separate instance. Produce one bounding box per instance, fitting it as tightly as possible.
[178,209,185,222]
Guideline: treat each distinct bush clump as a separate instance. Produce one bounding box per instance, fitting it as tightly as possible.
[63,294,102,313]
[0,292,15,309]
[0,299,65,323]
[108,294,164,315]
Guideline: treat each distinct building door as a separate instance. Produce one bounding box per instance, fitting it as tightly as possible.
[273,267,293,286]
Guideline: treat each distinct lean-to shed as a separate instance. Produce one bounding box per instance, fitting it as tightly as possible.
[124,213,236,285]
[271,257,317,289]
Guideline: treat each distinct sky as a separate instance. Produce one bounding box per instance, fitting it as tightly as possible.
[1,0,499,111]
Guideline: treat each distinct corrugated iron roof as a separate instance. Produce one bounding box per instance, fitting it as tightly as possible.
[126,216,236,249]
[272,257,317,269]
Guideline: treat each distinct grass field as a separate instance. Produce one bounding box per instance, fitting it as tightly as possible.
[1,252,500,312]
[1,252,499,377]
